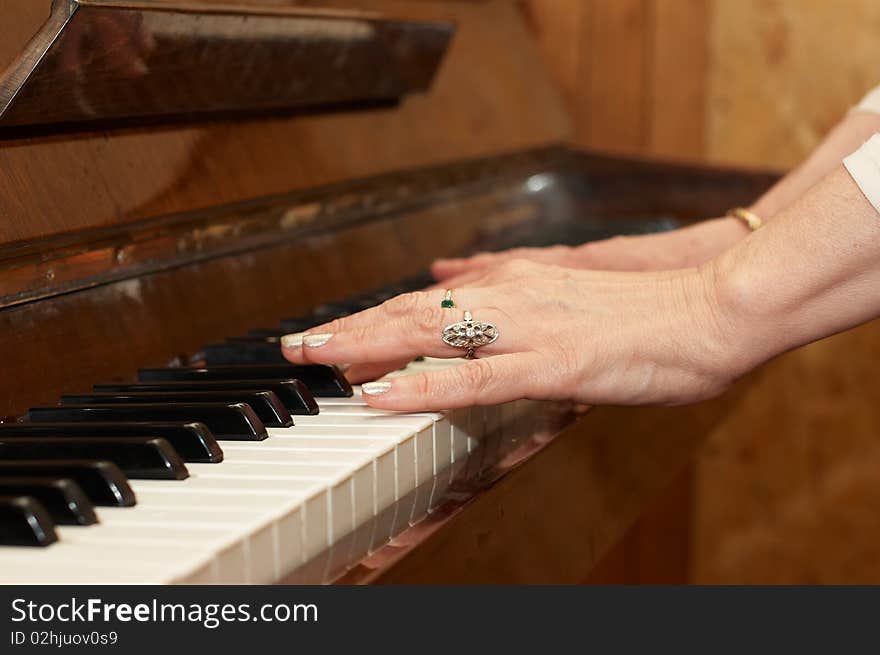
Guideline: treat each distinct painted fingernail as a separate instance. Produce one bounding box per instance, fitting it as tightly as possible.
[362,381,392,395]
[303,333,334,348]
[280,333,304,348]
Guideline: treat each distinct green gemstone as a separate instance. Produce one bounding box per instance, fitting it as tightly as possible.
[441,299,455,308]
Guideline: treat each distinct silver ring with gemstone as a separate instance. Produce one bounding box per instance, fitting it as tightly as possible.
[441,310,499,359]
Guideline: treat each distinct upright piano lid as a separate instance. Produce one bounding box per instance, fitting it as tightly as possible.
[0,0,573,246]
[0,0,454,133]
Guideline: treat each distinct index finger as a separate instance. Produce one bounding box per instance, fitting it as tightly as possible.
[280,289,490,365]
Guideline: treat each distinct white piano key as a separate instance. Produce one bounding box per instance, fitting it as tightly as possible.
[131,485,328,567]
[92,495,278,584]
[220,446,370,464]
[276,504,303,576]
[450,408,472,461]
[293,414,434,486]
[57,523,238,545]
[92,486,288,584]
[220,446,392,526]
[156,473,349,565]
[188,461,347,479]
[318,384,457,473]
[0,542,213,582]
[131,476,322,495]
[97,505,263,527]
[258,428,411,508]
[223,435,402,557]
[190,460,374,543]
[431,415,453,474]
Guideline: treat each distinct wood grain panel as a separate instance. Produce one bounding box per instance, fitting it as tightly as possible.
[706,0,880,168]
[646,0,708,158]
[692,322,880,583]
[576,0,649,152]
[527,0,709,158]
[695,0,880,583]
[0,0,572,244]
[518,0,586,110]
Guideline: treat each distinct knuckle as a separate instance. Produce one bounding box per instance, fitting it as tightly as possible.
[384,292,423,316]
[346,324,371,345]
[457,359,495,391]
[316,318,344,334]
[413,372,432,397]
[412,305,443,333]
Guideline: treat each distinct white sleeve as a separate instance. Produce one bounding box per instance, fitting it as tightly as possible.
[853,85,880,114]
[843,134,880,214]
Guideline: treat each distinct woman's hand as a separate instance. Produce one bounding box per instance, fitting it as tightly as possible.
[281,260,745,411]
[431,217,749,282]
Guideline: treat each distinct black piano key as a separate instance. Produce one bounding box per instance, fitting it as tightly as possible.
[60,391,293,428]
[94,380,318,415]
[0,478,97,526]
[0,496,58,547]
[344,295,383,311]
[0,422,222,463]
[311,302,353,321]
[228,335,280,343]
[278,305,350,334]
[0,437,188,480]
[248,328,288,338]
[0,461,135,507]
[266,301,372,338]
[203,340,288,365]
[399,271,435,291]
[27,403,267,441]
[138,364,353,397]
[278,317,320,333]
[369,289,397,303]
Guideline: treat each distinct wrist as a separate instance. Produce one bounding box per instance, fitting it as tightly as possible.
[647,266,751,403]
[672,217,750,268]
[704,241,784,377]
[713,215,754,240]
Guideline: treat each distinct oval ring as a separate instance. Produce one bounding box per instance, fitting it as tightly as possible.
[441,310,499,358]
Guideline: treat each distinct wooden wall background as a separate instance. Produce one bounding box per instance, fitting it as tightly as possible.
[522,0,880,584]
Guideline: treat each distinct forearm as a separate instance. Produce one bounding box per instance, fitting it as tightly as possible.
[713,165,880,372]
[572,110,880,272]
[750,111,880,218]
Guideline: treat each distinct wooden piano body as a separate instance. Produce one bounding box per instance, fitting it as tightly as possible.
[0,0,776,583]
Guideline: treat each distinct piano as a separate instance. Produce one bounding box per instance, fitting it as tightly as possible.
[0,0,776,584]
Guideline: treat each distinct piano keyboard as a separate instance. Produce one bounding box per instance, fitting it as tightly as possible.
[0,275,507,584]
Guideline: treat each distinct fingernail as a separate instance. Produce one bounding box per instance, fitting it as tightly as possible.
[362,381,392,395]
[281,333,304,348]
[337,363,351,373]
[303,333,333,348]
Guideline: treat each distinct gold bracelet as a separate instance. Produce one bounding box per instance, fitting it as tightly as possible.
[726,207,764,231]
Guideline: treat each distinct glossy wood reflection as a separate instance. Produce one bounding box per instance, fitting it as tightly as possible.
[0,1,452,132]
